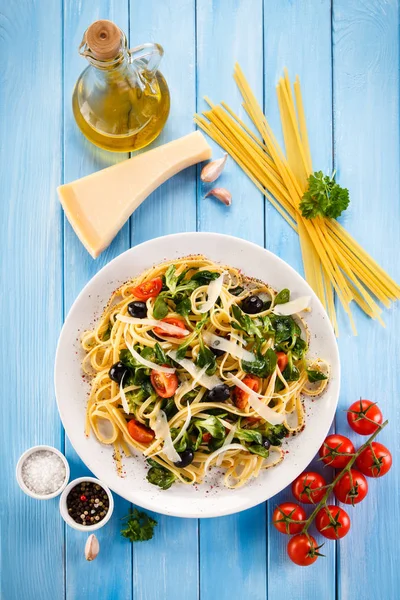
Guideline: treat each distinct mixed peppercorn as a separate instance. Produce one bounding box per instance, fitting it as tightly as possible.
[67,482,109,526]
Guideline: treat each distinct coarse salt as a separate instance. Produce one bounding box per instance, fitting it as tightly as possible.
[21,450,66,495]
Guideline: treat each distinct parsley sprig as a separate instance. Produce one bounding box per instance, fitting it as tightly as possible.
[121,508,157,542]
[300,171,349,219]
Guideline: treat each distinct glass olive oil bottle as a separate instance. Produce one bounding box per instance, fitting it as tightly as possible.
[72,20,170,152]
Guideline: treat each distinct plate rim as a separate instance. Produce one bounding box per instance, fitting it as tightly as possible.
[55,232,340,518]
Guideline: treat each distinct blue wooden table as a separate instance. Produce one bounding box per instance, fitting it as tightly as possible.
[1,1,399,598]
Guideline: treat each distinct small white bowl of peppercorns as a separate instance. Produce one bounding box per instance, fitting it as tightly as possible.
[59,476,114,531]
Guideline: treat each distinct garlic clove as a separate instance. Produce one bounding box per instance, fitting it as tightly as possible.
[85,533,100,561]
[200,153,228,182]
[205,187,232,206]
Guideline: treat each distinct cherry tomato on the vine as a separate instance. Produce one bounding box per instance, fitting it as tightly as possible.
[319,434,355,469]
[315,505,351,540]
[347,399,383,435]
[333,469,368,505]
[287,534,322,566]
[356,442,392,478]
[291,471,326,504]
[272,502,307,535]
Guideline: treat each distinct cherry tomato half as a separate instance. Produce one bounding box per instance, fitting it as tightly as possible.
[276,352,288,372]
[347,399,383,435]
[315,505,350,540]
[291,471,326,504]
[355,442,392,478]
[153,317,188,339]
[232,375,260,410]
[333,469,368,505]
[272,502,307,535]
[150,367,179,399]
[319,434,355,469]
[202,432,212,443]
[287,534,321,567]
[127,420,155,444]
[131,277,163,301]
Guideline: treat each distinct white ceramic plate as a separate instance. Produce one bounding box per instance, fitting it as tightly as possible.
[55,232,340,518]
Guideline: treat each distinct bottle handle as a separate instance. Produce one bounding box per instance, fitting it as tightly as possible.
[128,43,164,79]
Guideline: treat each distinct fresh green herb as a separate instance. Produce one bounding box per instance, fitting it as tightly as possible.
[274,288,290,306]
[121,508,157,542]
[270,314,300,344]
[147,464,176,490]
[208,437,226,451]
[262,424,288,447]
[232,304,262,338]
[291,337,307,360]
[234,427,263,445]
[196,336,217,376]
[153,295,169,319]
[306,369,328,383]
[193,416,226,439]
[175,296,192,316]
[248,444,270,458]
[171,428,189,452]
[101,323,112,341]
[230,286,244,296]
[165,265,178,294]
[174,313,208,361]
[242,347,277,378]
[300,171,350,219]
[162,397,179,418]
[154,342,170,365]
[191,270,220,285]
[120,348,140,369]
[282,352,300,382]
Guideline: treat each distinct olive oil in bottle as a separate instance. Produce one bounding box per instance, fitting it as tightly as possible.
[72,20,170,152]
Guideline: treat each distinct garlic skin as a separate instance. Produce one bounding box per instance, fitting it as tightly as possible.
[200,154,227,182]
[85,534,100,561]
[205,187,232,206]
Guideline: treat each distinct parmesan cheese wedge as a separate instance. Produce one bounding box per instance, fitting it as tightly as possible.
[58,131,212,258]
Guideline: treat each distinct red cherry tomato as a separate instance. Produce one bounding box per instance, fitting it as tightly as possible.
[232,375,260,410]
[319,434,355,468]
[202,432,212,443]
[272,502,307,535]
[347,399,383,435]
[287,534,321,567]
[355,442,392,478]
[333,469,368,505]
[150,367,179,398]
[276,351,288,372]
[131,277,163,300]
[315,505,351,540]
[153,317,188,339]
[291,472,326,504]
[127,420,155,444]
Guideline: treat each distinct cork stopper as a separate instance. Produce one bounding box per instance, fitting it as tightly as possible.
[85,20,122,60]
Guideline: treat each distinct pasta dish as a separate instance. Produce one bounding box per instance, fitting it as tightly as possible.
[81,255,328,489]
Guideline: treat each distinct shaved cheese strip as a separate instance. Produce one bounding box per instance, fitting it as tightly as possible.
[124,334,175,374]
[119,372,130,415]
[117,314,190,336]
[204,443,247,473]
[168,350,222,390]
[216,424,237,466]
[151,410,181,464]
[273,296,311,316]
[172,402,192,446]
[228,374,285,425]
[199,272,226,313]
[203,331,255,362]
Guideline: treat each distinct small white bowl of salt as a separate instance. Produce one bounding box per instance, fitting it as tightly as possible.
[16,445,70,500]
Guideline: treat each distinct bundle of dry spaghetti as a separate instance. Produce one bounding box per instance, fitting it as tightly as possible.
[194,63,400,336]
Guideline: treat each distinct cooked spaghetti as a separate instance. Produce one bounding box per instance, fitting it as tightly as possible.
[81,256,329,489]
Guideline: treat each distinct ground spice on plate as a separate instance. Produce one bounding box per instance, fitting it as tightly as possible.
[67,482,109,526]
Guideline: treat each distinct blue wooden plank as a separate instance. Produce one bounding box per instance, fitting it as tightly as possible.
[263,1,336,598]
[129,2,199,599]
[0,1,64,599]
[62,2,132,599]
[196,2,267,600]
[333,1,400,599]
